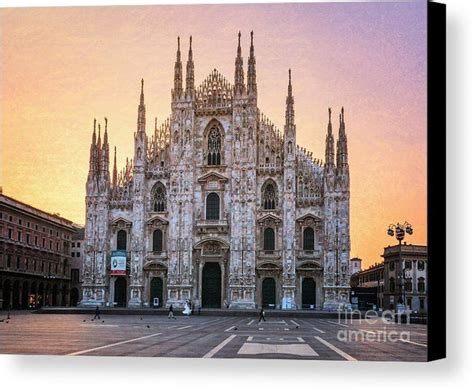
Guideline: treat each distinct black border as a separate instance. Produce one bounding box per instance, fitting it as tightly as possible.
[427,0,446,361]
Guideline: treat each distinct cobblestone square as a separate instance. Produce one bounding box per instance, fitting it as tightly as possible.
[0,312,427,361]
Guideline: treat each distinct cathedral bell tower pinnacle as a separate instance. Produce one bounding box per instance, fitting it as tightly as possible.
[185,36,195,100]
[112,146,117,189]
[173,36,183,100]
[336,107,348,171]
[234,31,245,96]
[247,30,257,100]
[88,118,97,178]
[325,108,335,167]
[284,69,296,160]
[134,79,147,170]
[101,117,110,183]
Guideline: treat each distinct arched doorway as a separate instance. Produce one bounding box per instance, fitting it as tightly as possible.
[302,278,316,309]
[2,280,11,310]
[262,278,276,308]
[12,280,21,309]
[114,277,127,307]
[70,288,79,307]
[150,277,163,307]
[202,263,221,308]
[21,281,29,309]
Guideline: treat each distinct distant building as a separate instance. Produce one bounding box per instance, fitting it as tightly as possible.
[350,262,384,309]
[349,257,362,275]
[0,194,77,309]
[70,227,85,306]
[382,244,427,313]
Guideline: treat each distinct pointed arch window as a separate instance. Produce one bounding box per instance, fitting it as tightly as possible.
[117,230,127,251]
[207,126,222,165]
[152,229,163,252]
[303,227,315,250]
[206,192,220,220]
[264,228,275,252]
[262,181,278,210]
[152,182,166,212]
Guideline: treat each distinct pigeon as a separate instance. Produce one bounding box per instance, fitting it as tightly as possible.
[234,327,238,330]
[5,321,8,324]
[91,319,94,321]
[83,320,86,322]
[146,325,150,328]
[140,317,143,320]
[295,325,299,329]
[102,320,105,323]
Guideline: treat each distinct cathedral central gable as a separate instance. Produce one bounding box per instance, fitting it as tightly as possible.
[196,69,233,113]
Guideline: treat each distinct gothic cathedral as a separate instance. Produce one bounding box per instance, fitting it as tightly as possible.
[80,33,350,310]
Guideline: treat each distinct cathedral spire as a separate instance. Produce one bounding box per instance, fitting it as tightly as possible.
[337,107,348,169]
[102,117,109,177]
[234,31,245,96]
[247,31,257,96]
[284,69,296,163]
[173,36,183,99]
[103,117,108,146]
[96,123,102,176]
[185,36,195,99]
[137,79,146,133]
[92,118,97,145]
[325,107,335,167]
[89,118,97,175]
[285,69,295,128]
[112,146,117,188]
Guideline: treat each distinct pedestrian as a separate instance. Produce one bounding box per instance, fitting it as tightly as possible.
[258,307,266,323]
[93,305,101,320]
[168,304,176,320]
[198,304,201,315]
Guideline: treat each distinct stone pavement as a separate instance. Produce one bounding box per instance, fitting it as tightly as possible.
[0,312,427,361]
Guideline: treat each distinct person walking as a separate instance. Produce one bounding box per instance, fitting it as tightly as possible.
[93,305,101,320]
[258,307,266,323]
[168,304,176,320]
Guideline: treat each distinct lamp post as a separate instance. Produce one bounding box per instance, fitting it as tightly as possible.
[386,221,413,246]
[387,222,413,309]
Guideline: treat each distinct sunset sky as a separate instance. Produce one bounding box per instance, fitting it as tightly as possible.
[0,1,427,268]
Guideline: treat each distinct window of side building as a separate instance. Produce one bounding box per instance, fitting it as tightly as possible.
[71,269,79,283]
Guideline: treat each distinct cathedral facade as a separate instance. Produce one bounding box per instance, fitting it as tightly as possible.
[80,33,350,310]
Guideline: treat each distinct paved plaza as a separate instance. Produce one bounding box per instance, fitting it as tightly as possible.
[0,312,427,361]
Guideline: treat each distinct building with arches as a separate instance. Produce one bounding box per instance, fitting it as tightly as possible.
[81,33,350,310]
[0,193,76,310]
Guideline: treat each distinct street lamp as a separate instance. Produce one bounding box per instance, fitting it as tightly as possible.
[387,221,413,245]
[387,222,413,309]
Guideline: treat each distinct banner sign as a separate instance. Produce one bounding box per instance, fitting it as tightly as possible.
[111,250,127,275]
